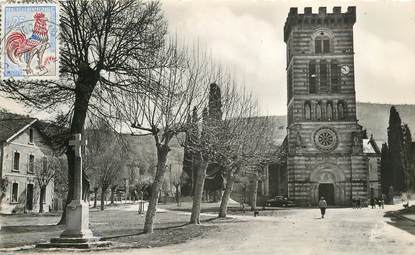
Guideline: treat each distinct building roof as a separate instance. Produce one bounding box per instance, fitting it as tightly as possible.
[363,137,383,154]
[0,113,37,143]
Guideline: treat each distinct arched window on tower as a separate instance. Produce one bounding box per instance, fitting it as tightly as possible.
[309,61,317,94]
[338,101,347,120]
[331,60,341,93]
[320,60,328,93]
[316,102,322,120]
[326,101,333,121]
[315,35,330,54]
[304,102,311,120]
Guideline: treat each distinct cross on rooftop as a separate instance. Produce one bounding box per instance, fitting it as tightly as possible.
[69,133,87,157]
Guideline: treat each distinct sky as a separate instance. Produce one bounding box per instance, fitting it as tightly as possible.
[161,0,415,115]
[0,0,414,117]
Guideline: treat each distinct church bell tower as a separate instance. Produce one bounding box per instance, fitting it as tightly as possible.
[284,6,367,206]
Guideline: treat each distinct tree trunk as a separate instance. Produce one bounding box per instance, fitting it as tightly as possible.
[219,170,234,218]
[143,144,169,234]
[93,188,98,208]
[190,160,208,224]
[100,188,107,211]
[250,179,259,211]
[39,186,46,213]
[110,188,115,204]
[57,70,97,225]
[175,185,180,206]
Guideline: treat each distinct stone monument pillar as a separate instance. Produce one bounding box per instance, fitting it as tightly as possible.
[60,133,93,239]
[37,134,109,249]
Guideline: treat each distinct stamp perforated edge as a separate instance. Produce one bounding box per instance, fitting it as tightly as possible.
[0,2,60,81]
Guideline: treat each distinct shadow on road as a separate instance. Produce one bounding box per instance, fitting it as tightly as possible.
[384,206,415,236]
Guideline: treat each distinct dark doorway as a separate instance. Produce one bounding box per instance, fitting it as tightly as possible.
[318,183,335,205]
[26,184,34,211]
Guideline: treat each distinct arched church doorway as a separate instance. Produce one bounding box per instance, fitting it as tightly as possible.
[318,183,334,205]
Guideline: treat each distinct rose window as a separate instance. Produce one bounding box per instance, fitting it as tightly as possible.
[313,127,338,152]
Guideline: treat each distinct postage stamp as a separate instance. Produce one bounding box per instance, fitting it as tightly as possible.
[1,4,59,80]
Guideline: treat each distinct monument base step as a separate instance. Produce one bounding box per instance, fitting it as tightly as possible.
[36,238,111,249]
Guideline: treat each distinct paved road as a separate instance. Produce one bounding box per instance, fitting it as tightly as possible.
[31,204,415,255]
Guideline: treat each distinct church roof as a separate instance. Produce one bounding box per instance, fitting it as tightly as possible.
[362,138,383,154]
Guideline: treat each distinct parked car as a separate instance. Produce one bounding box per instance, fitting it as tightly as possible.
[266,196,295,207]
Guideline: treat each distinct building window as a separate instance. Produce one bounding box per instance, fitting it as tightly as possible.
[28,155,35,173]
[315,36,330,54]
[11,183,18,203]
[331,61,341,93]
[338,101,347,120]
[304,102,311,120]
[29,128,34,143]
[327,102,333,121]
[320,60,328,93]
[13,152,20,171]
[309,61,317,93]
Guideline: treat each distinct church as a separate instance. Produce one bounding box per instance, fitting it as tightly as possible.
[277,6,381,206]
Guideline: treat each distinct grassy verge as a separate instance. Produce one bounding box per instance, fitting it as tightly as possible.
[0,206,218,251]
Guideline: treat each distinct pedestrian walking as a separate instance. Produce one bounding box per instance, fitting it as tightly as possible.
[370,198,375,209]
[379,197,384,209]
[377,198,382,209]
[319,196,327,219]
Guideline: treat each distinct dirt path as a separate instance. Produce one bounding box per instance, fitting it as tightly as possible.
[29,205,415,255]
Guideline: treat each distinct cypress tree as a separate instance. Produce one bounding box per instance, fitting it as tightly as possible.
[205,83,224,201]
[402,124,413,191]
[208,83,222,121]
[387,106,404,192]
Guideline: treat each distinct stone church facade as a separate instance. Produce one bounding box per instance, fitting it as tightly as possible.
[283,6,372,206]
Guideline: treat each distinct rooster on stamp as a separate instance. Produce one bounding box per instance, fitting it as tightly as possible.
[2,4,59,80]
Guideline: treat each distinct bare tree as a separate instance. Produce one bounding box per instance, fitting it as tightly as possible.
[0,178,9,212]
[34,154,61,213]
[84,119,126,210]
[216,95,268,217]
[188,76,245,224]
[0,0,166,224]
[168,162,187,207]
[114,39,214,233]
